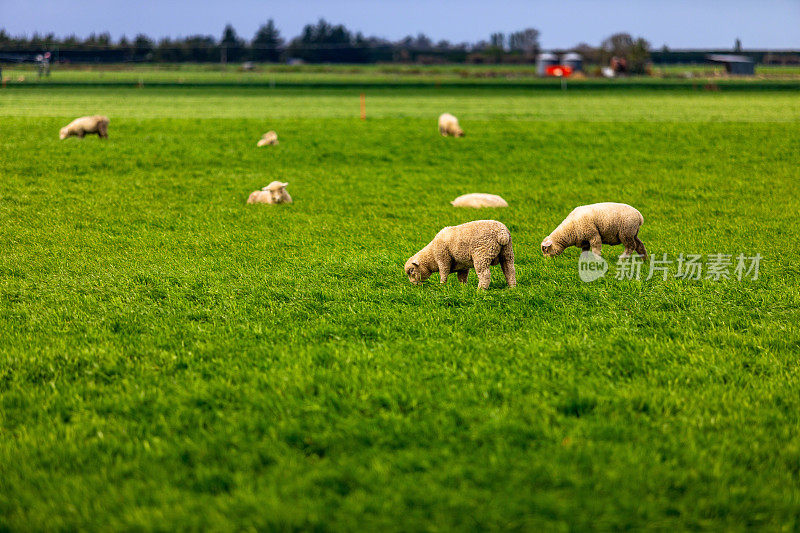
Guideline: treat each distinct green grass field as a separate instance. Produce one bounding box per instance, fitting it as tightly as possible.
[1,79,799,530]
[3,62,800,88]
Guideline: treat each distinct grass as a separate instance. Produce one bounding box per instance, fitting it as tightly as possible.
[3,62,800,88]
[1,81,799,530]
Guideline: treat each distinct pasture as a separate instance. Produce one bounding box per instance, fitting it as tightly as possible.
[4,62,800,88]
[1,80,799,530]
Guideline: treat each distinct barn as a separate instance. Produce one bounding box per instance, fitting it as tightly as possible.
[707,54,755,75]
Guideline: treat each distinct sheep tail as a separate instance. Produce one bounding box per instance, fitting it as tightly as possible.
[497,230,511,247]
[500,234,514,263]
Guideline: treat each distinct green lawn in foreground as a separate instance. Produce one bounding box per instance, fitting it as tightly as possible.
[1,85,799,530]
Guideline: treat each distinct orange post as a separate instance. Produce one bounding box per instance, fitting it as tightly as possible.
[360,93,366,121]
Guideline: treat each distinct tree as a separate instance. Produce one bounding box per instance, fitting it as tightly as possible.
[63,34,80,48]
[155,37,179,62]
[490,32,505,50]
[82,33,99,50]
[600,32,650,74]
[413,33,432,50]
[118,35,132,61]
[287,19,357,63]
[30,32,45,48]
[471,40,490,52]
[573,42,600,65]
[252,19,283,62]
[220,24,245,63]
[483,32,506,63]
[183,35,217,62]
[133,34,154,59]
[508,28,540,56]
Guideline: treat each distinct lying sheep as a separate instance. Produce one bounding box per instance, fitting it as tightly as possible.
[247,181,292,204]
[451,193,508,208]
[257,131,279,147]
[541,202,647,259]
[405,220,516,290]
[438,113,464,137]
[59,116,109,140]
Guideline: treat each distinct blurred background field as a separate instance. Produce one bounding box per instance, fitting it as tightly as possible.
[3,63,800,87]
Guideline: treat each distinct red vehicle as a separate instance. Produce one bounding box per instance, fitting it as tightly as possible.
[545,65,574,77]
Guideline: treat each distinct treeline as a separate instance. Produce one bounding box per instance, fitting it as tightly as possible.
[0,19,544,64]
[9,20,788,67]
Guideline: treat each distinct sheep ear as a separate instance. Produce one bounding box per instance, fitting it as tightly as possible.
[412,259,419,267]
[281,182,289,187]
[542,237,553,247]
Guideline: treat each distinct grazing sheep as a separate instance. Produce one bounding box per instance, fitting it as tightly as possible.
[541,202,647,259]
[257,130,279,147]
[247,181,292,205]
[451,193,508,208]
[59,116,109,140]
[438,113,464,137]
[404,220,516,290]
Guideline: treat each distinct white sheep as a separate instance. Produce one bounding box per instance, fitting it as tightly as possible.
[257,131,279,147]
[438,113,464,137]
[541,202,647,259]
[247,181,292,204]
[451,193,508,208]
[59,116,109,140]
[405,220,516,290]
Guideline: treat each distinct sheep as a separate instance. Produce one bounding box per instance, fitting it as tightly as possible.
[257,131,279,147]
[247,181,292,204]
[438,113,464,137]
[451,193,508,208]
[541,202,647,259]
[59,116,109,140]
[404,220,516,290]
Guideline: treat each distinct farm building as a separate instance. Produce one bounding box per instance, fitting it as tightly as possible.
[707,54,755,75]
[536,52,559,75]
[563,52,583,72]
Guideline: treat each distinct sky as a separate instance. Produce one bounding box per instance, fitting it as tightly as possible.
[1,0,798,49]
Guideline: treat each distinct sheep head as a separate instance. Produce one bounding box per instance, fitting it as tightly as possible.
[59,127,70,140]
[263,181,289,203]
[404,256,430,285]
[541,236,563,257]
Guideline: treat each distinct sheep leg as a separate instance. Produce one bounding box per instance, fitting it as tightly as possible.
[437,259,451,284]
[620,234,638,258]
[589,234,603,257]
[474,259,491,290]
[634,236,648,261]
[499,246,516,288]
[457,269,469,284]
